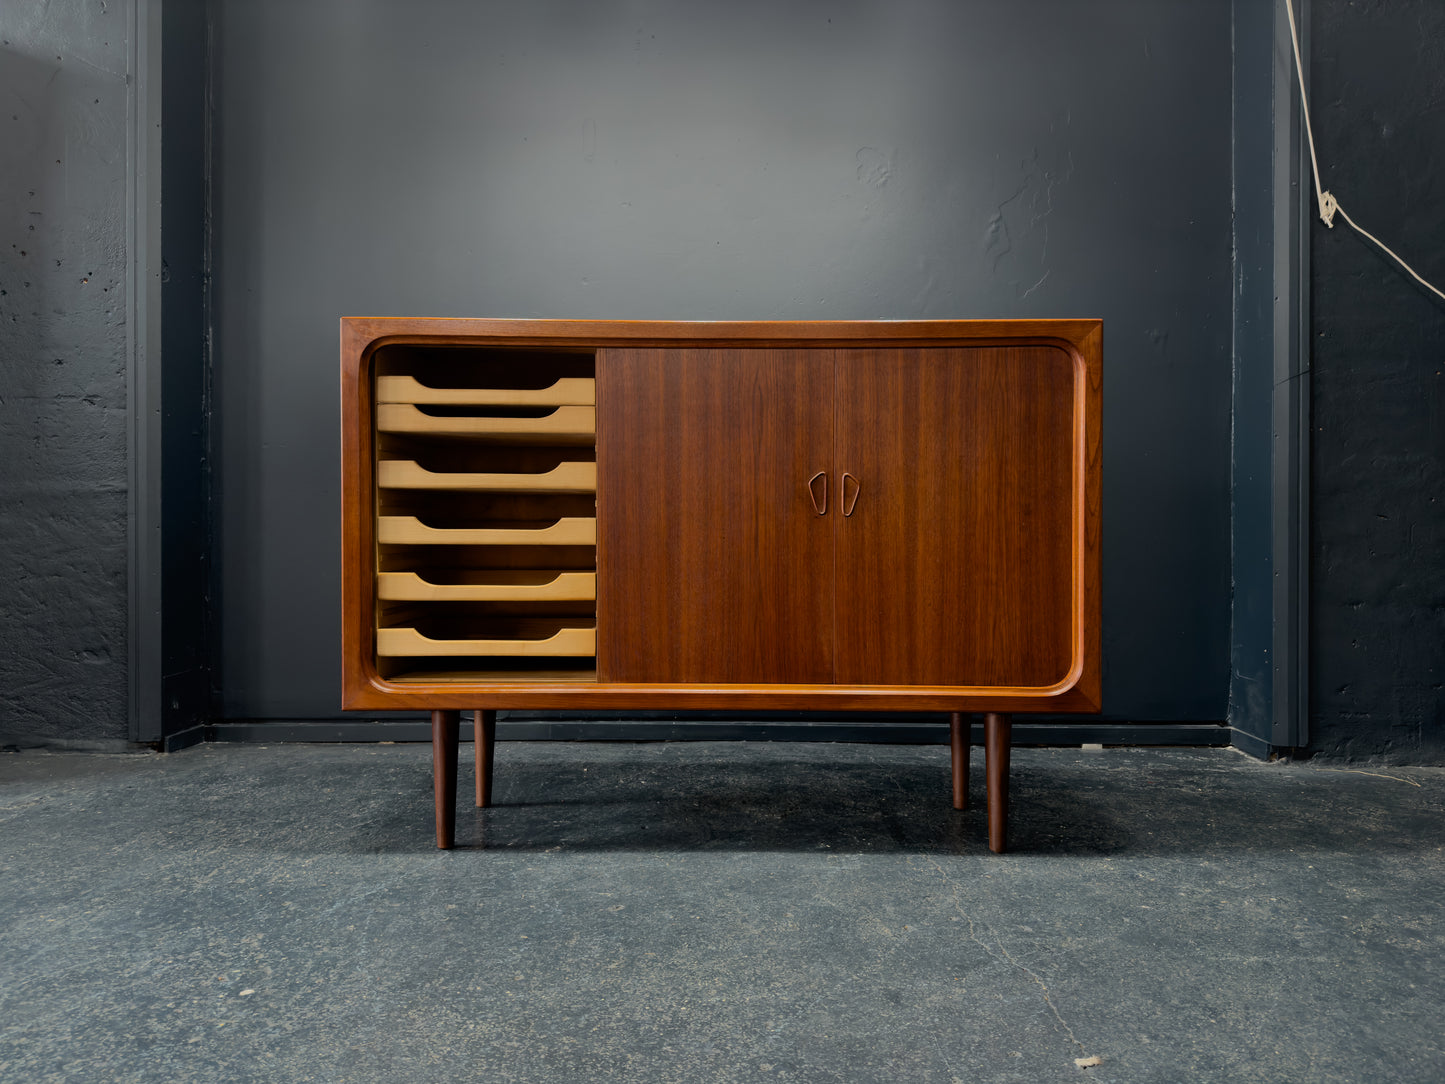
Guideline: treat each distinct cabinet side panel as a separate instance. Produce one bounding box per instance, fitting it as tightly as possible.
[597,348,834,683]
[834,346,1075,688]
[340,321,379,707]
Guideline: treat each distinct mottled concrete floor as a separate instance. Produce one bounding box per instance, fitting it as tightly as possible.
[1,741,1442,1083]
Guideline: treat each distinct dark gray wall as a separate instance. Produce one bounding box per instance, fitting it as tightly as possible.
[0,1,131,745]
[213,0,1235,722]
[11,2,1438,755]
[1309,0,1445,762]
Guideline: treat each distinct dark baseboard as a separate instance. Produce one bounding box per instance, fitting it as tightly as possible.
[160,725,209,753]
[1,733,158,754]
[169,718,1232,750]
[1228,727,1276,760]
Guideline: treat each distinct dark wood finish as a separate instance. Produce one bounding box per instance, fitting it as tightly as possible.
[340,320,1103,856]
[984,711,1012,854]
[431,709,460,849]
[343,685,1097,712]
[597,348,835,684]
[341,319,1100,713]
[340,319,376,717]
[474,709,497,807]
[834,347,1075,687]
[341,316,1102,350]
[949,712,969,810]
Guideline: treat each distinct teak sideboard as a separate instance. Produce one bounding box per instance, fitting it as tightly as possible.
[341,318,1102,853]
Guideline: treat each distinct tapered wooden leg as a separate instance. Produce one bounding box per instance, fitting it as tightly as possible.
[984,712,1012,854]
[949,712,969,810]
[431,710,460,849]
[474,709,497,807]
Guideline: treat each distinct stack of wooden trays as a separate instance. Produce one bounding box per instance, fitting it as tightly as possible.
[372,360,598,681]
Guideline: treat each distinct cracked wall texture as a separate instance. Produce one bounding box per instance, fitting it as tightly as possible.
[0,1,131,744]
[1309,0,1445,762]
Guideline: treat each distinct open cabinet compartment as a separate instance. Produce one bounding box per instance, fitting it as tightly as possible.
[370,343,598,683]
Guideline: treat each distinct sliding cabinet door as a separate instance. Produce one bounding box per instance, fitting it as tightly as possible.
[833,347,1077,688]
[597,349,835,684]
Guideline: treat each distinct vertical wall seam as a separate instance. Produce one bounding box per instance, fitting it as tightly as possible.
[202,0,220,715]
[127,0,164,745]
[1268,0,1312,750]
[1293,0,1313,750]
[1227,0,1240,729]
[125,0,139,739]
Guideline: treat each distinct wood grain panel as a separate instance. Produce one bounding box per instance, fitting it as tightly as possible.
[344,316,1105,352]
[597,349,834,683]
[834,346,1076,687]
[340,682,1104,713]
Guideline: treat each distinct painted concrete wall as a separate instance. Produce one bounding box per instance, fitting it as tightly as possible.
[212,0,1235,723]
[1309,0,1445,762]
[0,1,130,745]
[5,2,1438,757]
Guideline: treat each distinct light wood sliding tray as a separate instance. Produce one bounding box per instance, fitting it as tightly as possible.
[377,460,596,492]
[341,317,1102,713]
[377,625,597,658]
[376,375,595,406]
[376,516,597,546]
[376,403,596,442]
[378,571,596,602]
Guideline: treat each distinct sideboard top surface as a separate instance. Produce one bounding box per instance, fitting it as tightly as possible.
[341,316,1103,355]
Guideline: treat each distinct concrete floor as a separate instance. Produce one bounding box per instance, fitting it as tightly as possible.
[0,741,1442,1084]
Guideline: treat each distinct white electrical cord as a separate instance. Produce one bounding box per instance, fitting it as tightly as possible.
[1284,0,1445,302]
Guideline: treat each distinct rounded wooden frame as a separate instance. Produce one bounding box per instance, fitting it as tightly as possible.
[341,318,1102,714]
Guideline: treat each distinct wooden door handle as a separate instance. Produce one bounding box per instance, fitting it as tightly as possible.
[807,471,828,515]
[841,472,860,517]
